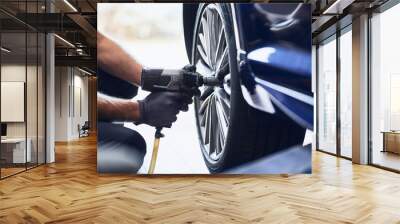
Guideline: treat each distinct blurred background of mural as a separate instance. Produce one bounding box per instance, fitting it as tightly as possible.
[98,3,209,174]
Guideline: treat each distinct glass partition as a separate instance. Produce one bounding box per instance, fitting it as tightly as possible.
[0,1,46,179]
[38,32,45,165]
[26,0,42,169]
[317,35,337,154]
[1,30,28,177]
[339,27,352,158]
[27,30,38,169]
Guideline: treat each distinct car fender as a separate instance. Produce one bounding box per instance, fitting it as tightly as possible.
[231,3,313,130]
[183,3,313,130]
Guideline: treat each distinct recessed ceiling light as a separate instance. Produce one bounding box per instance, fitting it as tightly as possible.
[63,0,78,12]
[54,34,75,48]
[78,67,92,76]
[322,0,354,15]
[1,47,11,53]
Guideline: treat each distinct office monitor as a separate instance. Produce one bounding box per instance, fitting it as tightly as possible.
[1,123,7,137]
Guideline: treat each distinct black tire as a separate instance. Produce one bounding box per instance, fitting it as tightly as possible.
[192,3,305,173]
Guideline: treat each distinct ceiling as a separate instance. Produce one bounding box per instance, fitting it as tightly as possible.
[0,0,394,71]
[0,0,100,71]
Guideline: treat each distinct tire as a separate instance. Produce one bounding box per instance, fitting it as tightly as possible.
[191,3,306,173]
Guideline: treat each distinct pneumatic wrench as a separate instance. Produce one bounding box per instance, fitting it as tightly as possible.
[140,65,221,173]
[141,66,221,93]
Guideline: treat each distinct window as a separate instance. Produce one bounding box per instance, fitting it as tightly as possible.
[317,36,337,154]
[370,3,400,171]
[317,26,353,159]
[339,27,352,158]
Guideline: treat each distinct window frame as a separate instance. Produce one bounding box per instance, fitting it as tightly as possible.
[315,23,353,161]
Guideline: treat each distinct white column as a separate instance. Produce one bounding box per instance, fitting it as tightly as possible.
[46,33,55,163]
[46,1,56,163]
[312,45,317,150]
[352,14,369,164]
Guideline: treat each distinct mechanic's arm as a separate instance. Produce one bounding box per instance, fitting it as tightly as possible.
[98,94,140,122]
[97,32,142,85]
[98,92,192,126]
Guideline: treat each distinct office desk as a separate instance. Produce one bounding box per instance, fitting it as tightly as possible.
[1,138,31,163]
[382,131,400,154]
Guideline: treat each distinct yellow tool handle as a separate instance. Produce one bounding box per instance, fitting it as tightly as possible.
[148,127,163,174]
[148,137,160,174]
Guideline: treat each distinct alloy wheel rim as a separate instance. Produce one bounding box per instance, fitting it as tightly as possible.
[194,4,231,162]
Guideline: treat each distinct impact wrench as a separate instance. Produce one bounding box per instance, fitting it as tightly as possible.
[141,67,221,174]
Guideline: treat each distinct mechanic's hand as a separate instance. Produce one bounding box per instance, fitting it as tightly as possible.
[136,92,192,128]
[182,64,196,73]
[182,64,201,96]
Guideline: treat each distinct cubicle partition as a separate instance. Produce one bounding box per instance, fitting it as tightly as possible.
[0,1,46,179]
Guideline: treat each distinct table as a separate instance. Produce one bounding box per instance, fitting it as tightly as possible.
[381,131,400,154]
[1,138,31,163]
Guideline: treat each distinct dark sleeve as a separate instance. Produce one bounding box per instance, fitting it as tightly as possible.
[97,68,138,99]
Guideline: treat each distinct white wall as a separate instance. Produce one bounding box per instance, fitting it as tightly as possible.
[1,65,30,138]
[72,73,89,138]
[54,67,89,141]
[55,66,69,141]
[1,63,46,164]
[1,65,25,140]
[1,82,25,122]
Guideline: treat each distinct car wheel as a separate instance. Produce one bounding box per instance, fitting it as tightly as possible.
[192,3,306,173]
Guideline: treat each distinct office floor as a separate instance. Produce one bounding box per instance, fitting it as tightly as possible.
[0,135,400,223]
[1,162,43,178]
[372,150,400,171]
[0,167,25,177]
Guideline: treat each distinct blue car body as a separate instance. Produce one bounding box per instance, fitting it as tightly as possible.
[183,3,313,131]
[233,3,313,130]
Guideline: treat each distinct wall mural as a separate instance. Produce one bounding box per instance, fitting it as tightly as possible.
[97,3,313,174]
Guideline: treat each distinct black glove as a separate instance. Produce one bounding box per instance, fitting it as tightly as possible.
[182,64,196,73]
[136,92,192,128]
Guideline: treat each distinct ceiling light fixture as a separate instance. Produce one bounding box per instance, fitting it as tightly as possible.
[78,67,92,76]
[1,47,11,53]
[322,0,354,15]
[63,0,78,12]
[54,34,75,48]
